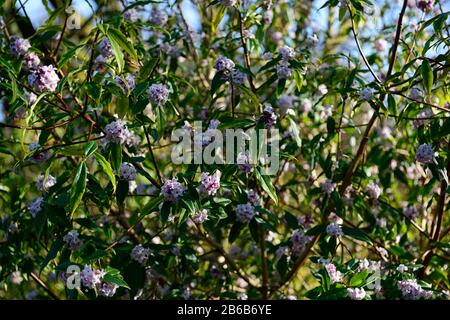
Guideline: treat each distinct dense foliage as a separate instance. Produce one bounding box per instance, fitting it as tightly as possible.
[0,0,449,300]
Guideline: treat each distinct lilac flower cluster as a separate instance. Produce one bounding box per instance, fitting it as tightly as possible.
[150,8,169,26]
[417,0,434,12]
[28,65,60,92]
[416,144,434,164]
[104,119,140,147]
[260,106,277,128]
[124,9,139,22]
[199,171,221,196]
[80,265,105,289]
[161,178,185,202]
[193,209,209,224]
[321,179,336,195]
[347,288,366,300]
[276,60,293,79]
[28,197,44,218]
[237,152,253,174]
[36,174,56,193]
[236,203,255,223]
[375,38,387,52]
[23,52,40,71]
[291,229,309,255]
[131,244,151,265]
[147,83,169,106]
[278,94,294,117]
[246,189,260,206]
[10,37,31,56]
[28,142,51,163]
[63,230,82,250]
[326,222,343,237]
[413,108,432,128]
[366,182,381,200]
[120,162,137,181]
[115,74,135,94]
[397,279,432,300]
[403,206,419,220]
[278,46,295,61]
[98,38,114,59]
[214,56,235,72]
[325,263,342,283]
[360,88,374,101]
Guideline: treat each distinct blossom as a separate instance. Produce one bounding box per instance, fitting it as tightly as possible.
[375,38,388,52]
[237,152,253,174]
[236,203,255,223]
[416,144,434,164]
[413,109,432,128]
[347,288,366,300]
[98,38,114,59]
[131,244,151,265]
[36,174,57,193]
[417,0,434,12]
[300,98,312,113]
[28,65,60,92]
[150,8,168,26]
[23,52,40,70]
[263,10,273,24]
[124,8,139,22]
[10,271,23,285]
[193,209,209,224]
[115,74,135,94]
[325,263,342,283]
[278,46,295,61]
[246,189,260,206]
[230,68,245,85]
[63,230,82,250]
[326,222,343,237]
[220,0,237,6]
[199,171,221,196]
[403,206,419,220]
[260,106,277,128]
[409,87,422,100]
[321,179,336,195]
[398,279,431,300]
[24,91,37,105]
[28,197,44,218]
[291,229,309,255]
[397,264,408,273]
[10,37,31,56]
[147,83,169,106]
[97,282,118,297]
[262,52,273,60]
[214,56,235,71]
[276,60,293,79]
[161,178,185,202]
[278,94,294,117]
[80,265,105,289]
[360,88,374,101]
[366,181,381,199]
[28,142,51,163]
[104,119,130,144]
[307,34,319,47]
[120,162,136,181]
[318,84,328,95]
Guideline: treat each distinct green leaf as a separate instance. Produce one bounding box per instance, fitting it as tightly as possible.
[349,270,368,287]
[387,94,397,116]
[228,222,244,243]
[116,95,129,118]
[255,168,278,204]
[67,162,88,216]
[141,195,164,215]
[212,5,227,32]
[107,28,138,60]
[103,273,130,289]
[342,226,372,245]
[110,143,122,173]
[40,239,64,272]
[421,59,433,95]
[106,32,125,72]
[116,180,129,206]
[93,152,116,193]
[84,141,98,158]
[288,117,302,148]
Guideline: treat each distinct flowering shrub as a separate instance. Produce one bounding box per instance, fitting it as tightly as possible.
[0,0,449,300]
